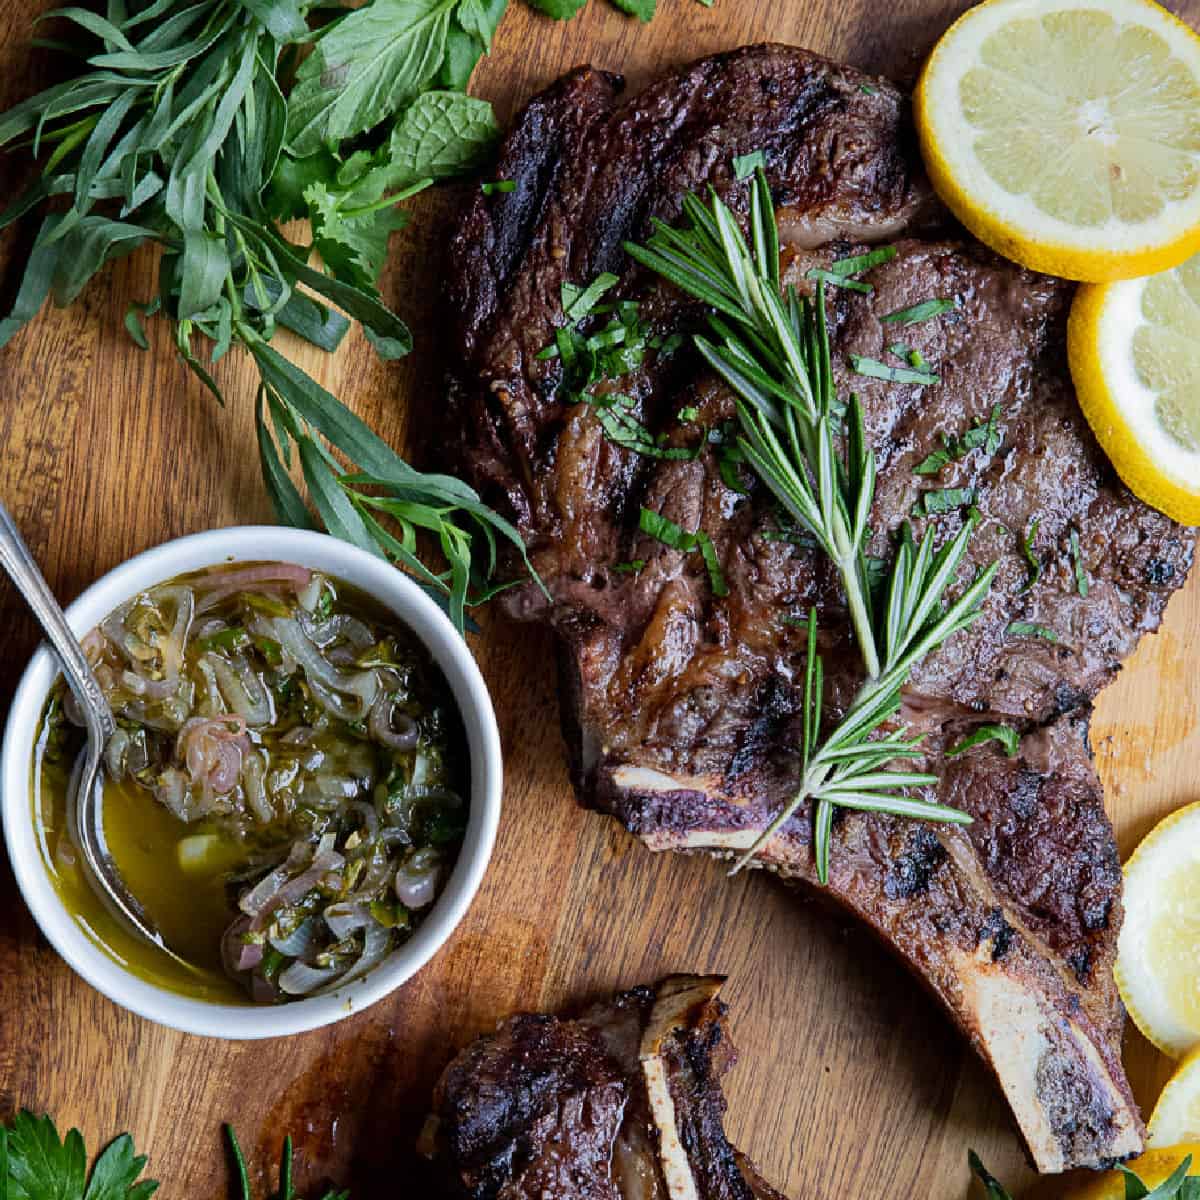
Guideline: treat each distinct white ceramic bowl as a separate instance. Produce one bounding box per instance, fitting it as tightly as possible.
[1,526,501,1039]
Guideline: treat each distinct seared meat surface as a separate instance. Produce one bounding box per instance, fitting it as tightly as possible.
[422,976,786,1200]
[443,44,1195,1172]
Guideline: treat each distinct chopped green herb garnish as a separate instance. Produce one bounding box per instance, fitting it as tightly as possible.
[947,724,1019,758]
[639,507,728,597]
[1006,620,1059,643]
[1070,529,1089,597]
[860,83,878,95]
[481,179,516,195]
[678,406,700,423]
[561,273,620,323]
[1019,519,1041,593]
[709,419,750,493]
[913,404,1003,475]
[782,615,810,627]
[830,246,897,276]
[806,269,872,294]
[592,393,702,461]
[912,487,977,516]
[880,298,958,325]
[732,150,766,180]
[612,560,646,574]
[850,355,940,386]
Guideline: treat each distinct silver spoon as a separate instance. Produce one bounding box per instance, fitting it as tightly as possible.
[0,502,167,953]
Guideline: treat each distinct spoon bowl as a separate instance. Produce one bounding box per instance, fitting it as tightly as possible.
[0,502,165,952]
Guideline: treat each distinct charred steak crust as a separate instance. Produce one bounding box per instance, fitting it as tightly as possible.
[423,976,786,1200]
[443,44,1196,1173]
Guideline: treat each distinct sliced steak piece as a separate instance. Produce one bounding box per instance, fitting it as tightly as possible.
[421,975,786,1200]
[443,44,1196,1172]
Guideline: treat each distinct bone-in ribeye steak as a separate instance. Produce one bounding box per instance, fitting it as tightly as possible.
[443,45,1195,1173]
[422,976,786,1199]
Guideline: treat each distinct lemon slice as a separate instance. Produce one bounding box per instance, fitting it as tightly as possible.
[1067,1145,1200,1198]
[1115,801,1200,1058]
[915,0,1200,282]
[1068,249,1200,523]
[1150,1048,1200,1146]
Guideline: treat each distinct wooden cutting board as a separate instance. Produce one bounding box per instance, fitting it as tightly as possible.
[1,1,1198,1196]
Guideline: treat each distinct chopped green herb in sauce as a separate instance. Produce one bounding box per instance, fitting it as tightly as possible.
[481,179,516,195]
[612,560,645,574]
[947,724,1020,758]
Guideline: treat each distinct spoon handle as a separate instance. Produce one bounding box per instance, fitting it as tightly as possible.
[0,502,115,743]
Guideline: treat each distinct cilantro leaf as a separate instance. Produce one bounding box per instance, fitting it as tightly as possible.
[4,1113,158,1200]
[304,180,415,292]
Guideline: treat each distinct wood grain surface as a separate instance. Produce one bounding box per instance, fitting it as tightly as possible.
[1,2,1199,1197]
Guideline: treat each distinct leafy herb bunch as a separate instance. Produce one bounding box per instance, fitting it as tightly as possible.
[0,1112,342,1200]
[0,0,538,631]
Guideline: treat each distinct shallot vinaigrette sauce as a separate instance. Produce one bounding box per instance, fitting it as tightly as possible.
[31,562,468,1004]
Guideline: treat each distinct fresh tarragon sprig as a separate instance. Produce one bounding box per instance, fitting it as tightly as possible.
[625,170,997,883]
[0,0,535,634]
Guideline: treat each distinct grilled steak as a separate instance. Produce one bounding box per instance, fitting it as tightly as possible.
[443,45,1195,1172]
[421,975,786,1200]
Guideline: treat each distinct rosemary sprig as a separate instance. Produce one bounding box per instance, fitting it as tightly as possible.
[625,171,997,882]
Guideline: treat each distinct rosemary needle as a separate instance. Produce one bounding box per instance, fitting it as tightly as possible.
[626,171,996,882]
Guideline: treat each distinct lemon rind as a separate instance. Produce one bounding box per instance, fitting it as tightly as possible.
[1114,801,1200,1059]
[1149,1045,1200,1146]
[1068,282,1200,525]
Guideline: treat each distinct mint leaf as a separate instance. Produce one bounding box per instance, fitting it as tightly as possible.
[455,0,509,49]
[286,0,457,157]
[380,91,499,187]
[525,0,588,17]
[611,0,656,18]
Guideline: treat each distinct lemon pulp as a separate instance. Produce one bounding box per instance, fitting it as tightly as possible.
[962,12,1200,228]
